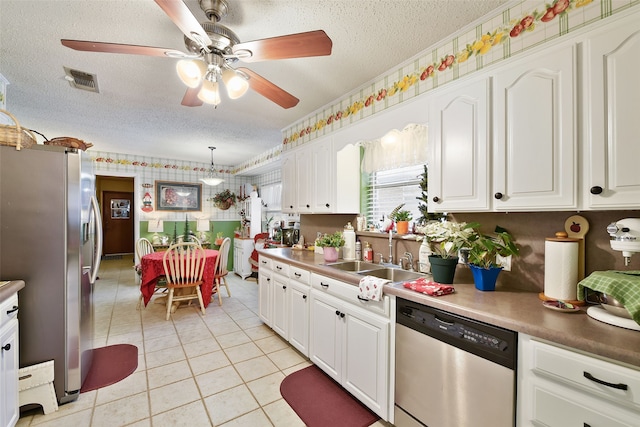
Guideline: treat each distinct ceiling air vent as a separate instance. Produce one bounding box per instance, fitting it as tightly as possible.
[63,67,99,93]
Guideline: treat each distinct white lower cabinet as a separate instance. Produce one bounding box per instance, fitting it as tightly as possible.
[271,271,289,339]
[518,334,640,427]
[1,293,20,427]
[288,267,310,357]
[233,238,254,280]
[310,274,390,420]
[258,256,273,326]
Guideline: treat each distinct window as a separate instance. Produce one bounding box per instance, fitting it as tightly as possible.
[366,164,423,228]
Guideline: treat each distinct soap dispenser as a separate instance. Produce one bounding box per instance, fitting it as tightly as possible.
[343,222,356,260]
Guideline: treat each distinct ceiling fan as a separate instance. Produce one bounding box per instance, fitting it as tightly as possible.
[61,0,333,109]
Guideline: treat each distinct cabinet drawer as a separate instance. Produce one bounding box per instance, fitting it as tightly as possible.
[258,256,273,270]
[0,293,19,329]
[311,273,389,317]
[530,381,639,427]
[273,261,289,276]
[290,266,310,284]
[530,339,640,409]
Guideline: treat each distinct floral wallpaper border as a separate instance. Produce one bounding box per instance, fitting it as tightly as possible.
[282,0,638,148]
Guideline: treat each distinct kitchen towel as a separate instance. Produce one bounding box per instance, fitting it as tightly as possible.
[578,271,640,324]
[403,278,455,296]
[358,276,390,301]
[544,239,580,300]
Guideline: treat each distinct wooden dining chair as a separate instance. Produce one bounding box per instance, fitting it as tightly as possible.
[135,237,163,309]
[162,242,207,320]
[212,237,231,305]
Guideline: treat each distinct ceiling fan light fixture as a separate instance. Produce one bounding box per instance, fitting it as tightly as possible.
[197,80,221,105]
[201,146,224,186]
[176,59,206,88]
[221,68,249,99]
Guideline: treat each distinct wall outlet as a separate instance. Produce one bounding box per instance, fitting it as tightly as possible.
[497,254,512,271]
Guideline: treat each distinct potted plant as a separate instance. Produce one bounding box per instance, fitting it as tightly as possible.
[215,231,224,246]
[417,220,478,284]
[392,210,412,235]
[315,231,345,263]
[466,226,519,291]
[212,189,237,210]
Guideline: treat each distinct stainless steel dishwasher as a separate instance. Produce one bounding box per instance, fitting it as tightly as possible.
[395,297,517,427]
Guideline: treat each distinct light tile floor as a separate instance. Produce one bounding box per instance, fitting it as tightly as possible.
[17,257,312,427]
[18,257,391,427]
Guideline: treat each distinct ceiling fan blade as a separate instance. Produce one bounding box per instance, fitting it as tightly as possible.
[61,39,188,57]
[238,67,299,109]
[233,30,332,62]
[154,0,212,48]
[181,86,203,107]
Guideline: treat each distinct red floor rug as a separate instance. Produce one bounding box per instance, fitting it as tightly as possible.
[81,344,138,392]
[280,365,380,427]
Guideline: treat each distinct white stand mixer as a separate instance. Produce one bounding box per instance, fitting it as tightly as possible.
[586,218,640,331]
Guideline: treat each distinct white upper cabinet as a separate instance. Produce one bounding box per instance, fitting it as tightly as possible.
[281,136,360,214]
[429,77,491,212]
[281,152,296,213]
[493,44,577,211]
[582,14,640,209]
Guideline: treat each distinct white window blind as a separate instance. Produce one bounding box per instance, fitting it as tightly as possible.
[366,164,423,227]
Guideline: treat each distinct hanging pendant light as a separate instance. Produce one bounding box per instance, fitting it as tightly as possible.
[200,146,224,186]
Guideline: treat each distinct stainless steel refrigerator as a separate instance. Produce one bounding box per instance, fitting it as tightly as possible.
[0,144,102,404]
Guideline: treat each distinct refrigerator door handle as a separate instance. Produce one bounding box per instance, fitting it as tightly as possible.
[90,195,103,284]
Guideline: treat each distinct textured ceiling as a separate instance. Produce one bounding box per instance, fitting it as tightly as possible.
[0,0,509,166]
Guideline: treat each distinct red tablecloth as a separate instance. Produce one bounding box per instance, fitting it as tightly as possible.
[140,249,218,308]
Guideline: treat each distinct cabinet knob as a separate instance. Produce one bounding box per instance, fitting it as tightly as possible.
[320,282,329,288]
[302,295,307,300]
[335,310,340,316]
[494,192,503,200]
[266,278,270,282]
[289,205,293,209]
[432,196,440,203]
[1,343,10,351]
[325,203,330,208]
[340,312,345,318]
[590,186,603,195]
[282,285,287,290]
[306,204,310,208]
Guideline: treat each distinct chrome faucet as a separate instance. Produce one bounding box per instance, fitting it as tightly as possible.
[403,252,415,271]
[376,253,385,264]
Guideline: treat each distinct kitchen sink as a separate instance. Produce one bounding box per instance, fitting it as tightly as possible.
[358,268,426,283]
[324,260,386,272]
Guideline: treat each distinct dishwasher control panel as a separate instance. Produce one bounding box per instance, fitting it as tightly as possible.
[397,298,517,369]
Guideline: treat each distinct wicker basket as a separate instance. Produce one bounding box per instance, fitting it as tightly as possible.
[0,109,37,151]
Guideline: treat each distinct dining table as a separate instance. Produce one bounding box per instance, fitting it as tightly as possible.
[140,249,219,308]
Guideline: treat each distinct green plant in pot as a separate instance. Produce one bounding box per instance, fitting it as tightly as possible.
[419,220,477,284]
[392,210,412,235]
[315,231,345,263]
[467,226,519,291]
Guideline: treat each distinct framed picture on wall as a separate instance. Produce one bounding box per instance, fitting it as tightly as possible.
[155,181,202,211]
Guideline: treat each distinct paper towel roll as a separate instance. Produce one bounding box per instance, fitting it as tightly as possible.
[544,239,579,300]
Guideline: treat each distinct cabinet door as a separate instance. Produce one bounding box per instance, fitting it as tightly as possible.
[335,143,361,213]
[281,153,296,213]
[295,149,312,212]
[0,320,19,427]
[288,281,310,357]
[429,78,490,212]
[342,306,390,419]
[258,268,272,325]
[493,44,576,210]
[309,291,342,382]
[584,19,640,208]
[310,142,334,213]
[271,273,289,339]
[233,242,242,276]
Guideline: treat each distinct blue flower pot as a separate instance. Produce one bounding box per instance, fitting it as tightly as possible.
[470,264,503,291]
